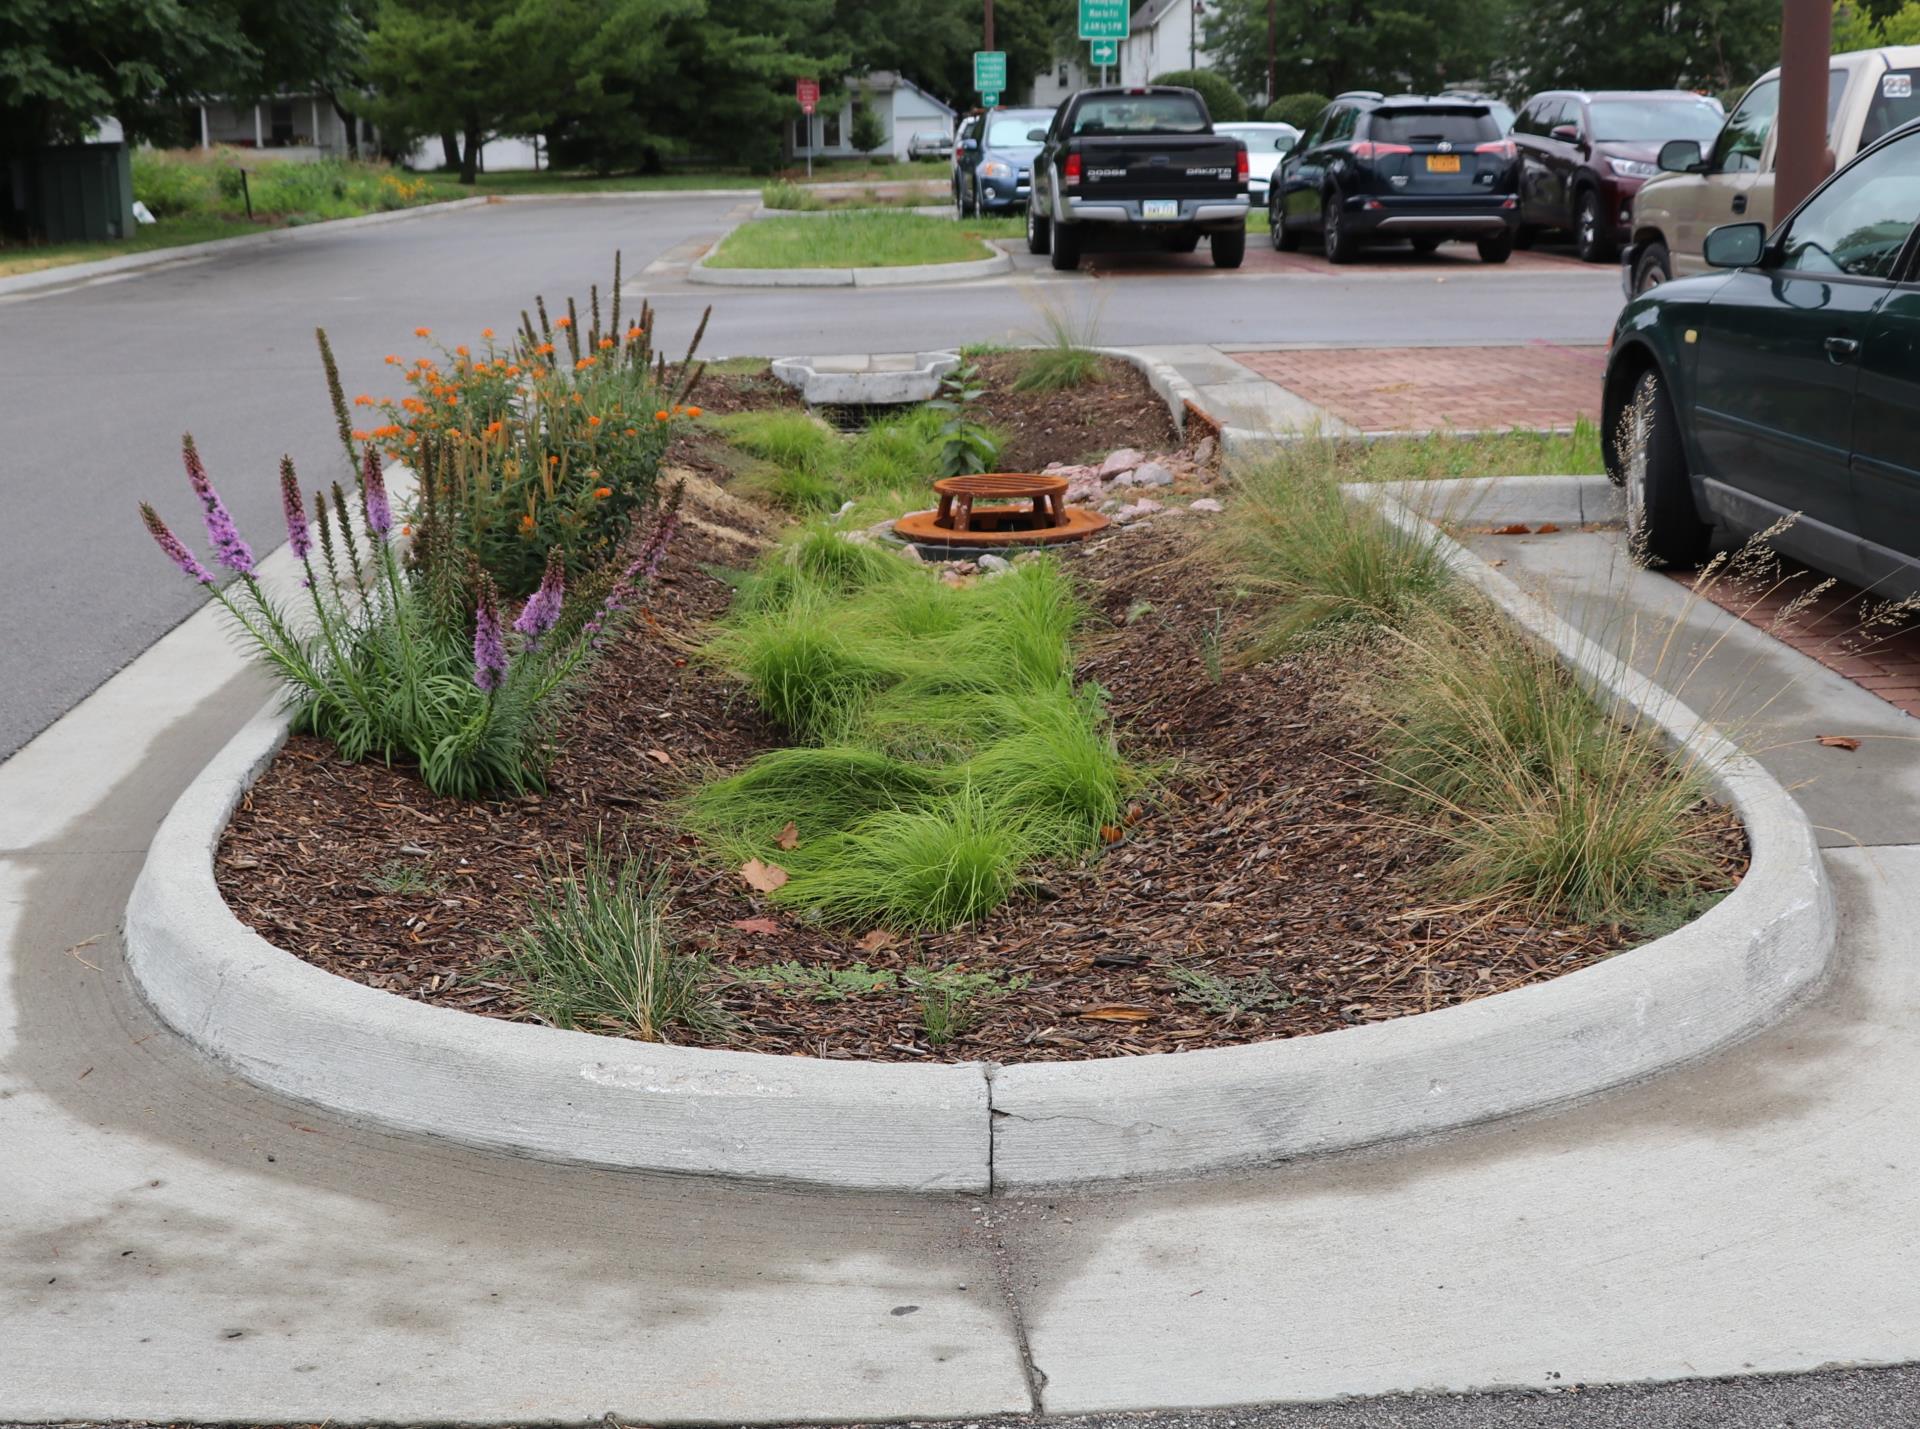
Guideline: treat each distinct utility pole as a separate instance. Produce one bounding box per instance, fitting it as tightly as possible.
[985,0,994,51]
[1266,0,1276,107]
[1774,0,1833,216]
[1190,0,1199,70]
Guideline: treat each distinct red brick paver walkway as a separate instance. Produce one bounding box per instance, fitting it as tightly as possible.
[1085,239,1591,278]
[1672,564,1920,720]
[1232,343,1607,433]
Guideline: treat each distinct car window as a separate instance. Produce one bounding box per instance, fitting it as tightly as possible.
[1369,107,1501,145]
[986,117,1046,145]
[1072,93,1209,135]
[1711,79,1777,172]
[1776,132,1920,280]
[1590,99,1724,143]
[1862,68,1920,147]
[1327,107,1358,142]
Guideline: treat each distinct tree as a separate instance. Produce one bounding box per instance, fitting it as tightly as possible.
[1153,69,1249,121]
[1265,92,1329,126]
[849,99,888,153]
[1836,0,1920,46]
[1200,0,1508,102]
[1496,0,1781,95]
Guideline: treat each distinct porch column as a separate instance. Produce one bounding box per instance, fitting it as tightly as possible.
[199,105,210,149]
[253,103,264,148]
[310,98,322,151]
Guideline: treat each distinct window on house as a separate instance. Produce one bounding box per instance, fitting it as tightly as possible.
[270,100,295,146]
[823,110,842,147]
[794,117,811,150]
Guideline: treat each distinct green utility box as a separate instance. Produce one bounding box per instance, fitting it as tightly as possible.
[25,142,137,243]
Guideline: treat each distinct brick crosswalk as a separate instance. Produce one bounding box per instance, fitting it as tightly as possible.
[1231,343,1607,433]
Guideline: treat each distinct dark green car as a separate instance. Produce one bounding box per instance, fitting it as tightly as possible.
[1602,118,1920,597]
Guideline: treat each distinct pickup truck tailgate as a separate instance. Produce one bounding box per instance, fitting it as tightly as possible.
[1076,135,1242,198]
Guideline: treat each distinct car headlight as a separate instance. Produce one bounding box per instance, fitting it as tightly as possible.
[980,160,1014,181]
[1606,157,1660,180]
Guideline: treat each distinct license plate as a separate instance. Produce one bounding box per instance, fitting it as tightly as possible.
[1142,199,1179,220]
[1426,154,1462,173]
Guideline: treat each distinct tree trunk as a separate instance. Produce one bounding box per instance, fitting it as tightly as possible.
[459,115,481,185]
[328,94,359,159]
[440,131,461,171]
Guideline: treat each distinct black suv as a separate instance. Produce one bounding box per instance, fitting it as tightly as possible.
[1272,92,1521,263]
[954,106,1056,216]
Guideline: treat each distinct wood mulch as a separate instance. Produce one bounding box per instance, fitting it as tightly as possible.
[967,352,1180,472]
[217,481,1746,1064]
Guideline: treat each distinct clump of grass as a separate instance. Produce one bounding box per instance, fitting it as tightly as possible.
[708,410,835,470]
[760,179,824,211]
[909,964,1029,1045]
[712,404,979,517]
[689,544,1132,930]
[1373,610,1722,924]
[1286,419,1606,483]
[498,846,716,1041]
[1221,444,1456,653]
[370,859,445,895]
[1013,299,1106,393]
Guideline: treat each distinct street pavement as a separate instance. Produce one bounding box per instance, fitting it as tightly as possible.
[0,194,1623,758]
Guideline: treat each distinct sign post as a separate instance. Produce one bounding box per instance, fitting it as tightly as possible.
[973,50,1007,107]
[1079,0,1128,84]
[795,77,819,178]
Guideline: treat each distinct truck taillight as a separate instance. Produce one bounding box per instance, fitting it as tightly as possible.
[1236,147,1249,181]
[1348,141,1413,160]
[1065,153,1082,186]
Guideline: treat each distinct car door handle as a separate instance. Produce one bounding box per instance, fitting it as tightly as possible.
[1732,193,1748,214]
[1825,336,1860,361]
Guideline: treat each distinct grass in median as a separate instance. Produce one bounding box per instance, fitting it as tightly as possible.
[0,213,276,278]
[705,211,1021,269]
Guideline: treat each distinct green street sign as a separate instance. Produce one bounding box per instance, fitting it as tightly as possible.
[982,91,1001,107]
[1090,38,1118,65]
[973,51,1007,94]
[1079,0,1129,40]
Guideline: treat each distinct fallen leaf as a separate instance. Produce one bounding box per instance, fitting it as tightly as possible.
[1490,523,1531,536]
[1122,802,1145,827]
[731,916,782,935]
[645,749,674,765]
[1817,734,1862,751]
[775,820,800,850]
[1076,1005,1154,1022]
[740,858,789,893]
[1534,522,1561,534]
[856,929,901,952]
[1099,824,1125,844]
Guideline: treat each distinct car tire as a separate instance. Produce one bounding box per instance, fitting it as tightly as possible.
[1477,230,1515,263]
[1026,200,1051,255]
[1409,236,1442,255]
[1271,194,1300,250]
[1621,367,1710,567]
[1049,219,1082,271]
[1210,225,1246,269]
[1632,240,1672,295]
[957,183,976,219]
[1574,187,1616,263]
[1322,191,1358,264]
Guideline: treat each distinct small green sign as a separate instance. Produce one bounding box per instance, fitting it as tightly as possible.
[982,91,1001,107]
[1090,38,1118,65]
[1079,0,1130,40]
[973,50,1007,94]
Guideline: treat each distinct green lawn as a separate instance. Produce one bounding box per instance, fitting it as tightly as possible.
[1325,419,1605,480]
[0,213,289,278]
[414,168,760,197]
[706,212,1020,269]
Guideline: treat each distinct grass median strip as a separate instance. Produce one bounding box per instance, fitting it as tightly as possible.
[705,211,1020,269]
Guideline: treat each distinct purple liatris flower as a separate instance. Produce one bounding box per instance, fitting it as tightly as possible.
[361,444,392,538]
[514,548,565,646]
[473,582,508,693]
[141,503,215,585]
[279,456,311,560]
[181,434,254,575]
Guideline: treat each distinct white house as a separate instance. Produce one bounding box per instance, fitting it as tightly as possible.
[1118,0,1215,87]
[1029,55,1095,107]
[789,72,957,162]
[194,94,377,159]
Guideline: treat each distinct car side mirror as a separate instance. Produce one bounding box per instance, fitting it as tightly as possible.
[1658,138,1704,173]
[1027,128,1049,143]
[962,138,979,152]
[1549,123,1581,143]
[1274,136,1295,153]
[1704,221,1767,269]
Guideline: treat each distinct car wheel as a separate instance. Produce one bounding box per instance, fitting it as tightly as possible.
[1210,224,1246,268]
[1026,200,1051,255]
[1271,193,1299,250]
[1409,236,1442,255]
[1574,187,1616,263]
[1477,230,1515,263]
[1322,191,1357,264]
[1632,240,1672,296]
[1049,220,1082,271]
[1621,367,1710,567]
[957,183,977,219]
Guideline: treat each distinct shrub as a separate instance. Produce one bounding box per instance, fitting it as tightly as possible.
[850,100,889,155]
[1152,70,1248,122]
[138,436,685,798]
[499,845,716,1039]
[760,178,823,210]
[712,404,971,514]
[1265,92,1330,128]
[130,149,219,217]
[1014,300,1105,394]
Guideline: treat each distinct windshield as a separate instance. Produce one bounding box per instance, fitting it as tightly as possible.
[987,116,1048,145]
[1072,94,1209,135]
[1590,99,1723,143]
[1862,68,1920,146]
[1368,108,1500,145]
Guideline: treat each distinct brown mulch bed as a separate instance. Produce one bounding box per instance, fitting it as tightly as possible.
[970,353,1180,472]
[217,497,1746,1065]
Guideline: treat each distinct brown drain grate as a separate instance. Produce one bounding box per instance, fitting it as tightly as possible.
[892,473,1110,549]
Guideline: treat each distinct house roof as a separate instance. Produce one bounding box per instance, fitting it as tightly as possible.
[853,71,957,117]
[1130,0,1187,30]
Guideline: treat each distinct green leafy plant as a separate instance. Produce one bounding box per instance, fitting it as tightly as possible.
[907,964,1029,1045]
[928,360,1001,476]
[1014,299,1106,394]
[1167,965,1294,1019]
[1265,92,1330,128]
[731,961,897,1000]
[370,859,446,895]
[1151,69,1248,121]
[499,844,716,1040]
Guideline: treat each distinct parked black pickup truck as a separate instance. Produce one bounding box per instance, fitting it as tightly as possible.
[1026,86,1250,271]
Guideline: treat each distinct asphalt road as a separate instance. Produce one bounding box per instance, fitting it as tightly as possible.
[0,194,1623,759]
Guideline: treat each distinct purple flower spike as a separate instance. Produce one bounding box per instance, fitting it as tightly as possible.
[182,434,254,575]
[473,585,508,693]
[514,548,566,647]
[362,444,392,538]
[141,503,215,585]
[279,457,311,560]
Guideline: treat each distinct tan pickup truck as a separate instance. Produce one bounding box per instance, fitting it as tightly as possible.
[1622,44,1920,294]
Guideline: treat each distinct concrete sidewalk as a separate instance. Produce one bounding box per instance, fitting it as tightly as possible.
[3,521,1918,1421]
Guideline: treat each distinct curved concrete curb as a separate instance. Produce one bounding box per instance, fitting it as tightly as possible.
[772,350,959,403]
[124,475,1830,1193]
[986,478,1832,1189]
[688,240,1011,288]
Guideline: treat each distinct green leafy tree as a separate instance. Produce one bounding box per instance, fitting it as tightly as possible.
[1152,69,1249,121]
[1836,0,1920,46]
[1266,92,1329,126]
[1496,0,1782,94]
[1200,0,1507,102]
[849,99,888,153]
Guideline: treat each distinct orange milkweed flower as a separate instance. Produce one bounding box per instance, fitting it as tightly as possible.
[384,354,400,365]
[536,343,554,356]
[553,315,572,328]
[519,514,535,533]
[598,337,614,350]
[507,364,522,376]
[654,410,669,422]
[351,428,370,441]
[414,327,430,337]
[686,405,702,418]
[482,327,495,339]
[485,420,504,436]
[624,427,638,437]
[625,326,643,342]
[353,394,374,407]
[455,345,469,357]
[587,415,602,427]
[593,486,612,500]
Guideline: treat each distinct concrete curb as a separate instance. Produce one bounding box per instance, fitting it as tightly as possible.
[123,476,1830,1194]
[771,350,960,404]
[985,477,1833,1189]
[688,237,1011,289]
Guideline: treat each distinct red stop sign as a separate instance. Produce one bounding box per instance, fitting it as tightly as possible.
[796,78,819,115]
